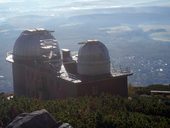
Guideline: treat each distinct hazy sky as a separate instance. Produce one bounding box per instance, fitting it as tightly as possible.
[0,0,170,19]
[0,0,170,7]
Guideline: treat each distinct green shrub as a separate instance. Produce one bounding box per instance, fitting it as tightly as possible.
[0,95,170,128]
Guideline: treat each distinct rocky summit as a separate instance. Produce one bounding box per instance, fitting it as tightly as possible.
[6,109,72,128]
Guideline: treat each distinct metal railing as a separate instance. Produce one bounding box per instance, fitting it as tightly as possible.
[111,64,133,76]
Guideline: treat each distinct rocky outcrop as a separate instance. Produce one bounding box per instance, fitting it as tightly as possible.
[6,109,72,128]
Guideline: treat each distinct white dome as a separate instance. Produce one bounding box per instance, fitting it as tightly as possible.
[13,28,58,58]
[13,28,61,72]
[78,40,110,76]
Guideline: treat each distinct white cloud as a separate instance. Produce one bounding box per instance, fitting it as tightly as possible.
[60,23,83,28]
[151,32,170,42]
[139,24,170,42]
[0,29,9,33]
[0,0,24,3]
[100,25,132,34]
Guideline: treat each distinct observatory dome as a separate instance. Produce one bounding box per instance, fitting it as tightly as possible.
[78,40,110,76]
[13,28,60,59]
[13,28,61,71]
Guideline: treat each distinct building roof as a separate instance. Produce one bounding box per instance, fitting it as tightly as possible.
[151,90,170,94]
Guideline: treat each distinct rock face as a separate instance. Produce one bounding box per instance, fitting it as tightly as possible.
[6,109,72,128]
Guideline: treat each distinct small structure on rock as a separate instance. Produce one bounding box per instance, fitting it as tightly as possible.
[6,28,132,99]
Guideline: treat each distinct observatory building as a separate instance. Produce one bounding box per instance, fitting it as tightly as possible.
[6,28,132,99]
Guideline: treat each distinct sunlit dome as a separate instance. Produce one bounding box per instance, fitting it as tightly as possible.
[13,28,56,59]
[78,40,110,76]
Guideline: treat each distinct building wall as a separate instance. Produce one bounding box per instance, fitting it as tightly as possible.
[12,62,58,99]
[12,63,128,99]
[12,63,27,96]
[56,79,77,98]
[77,76,128,97]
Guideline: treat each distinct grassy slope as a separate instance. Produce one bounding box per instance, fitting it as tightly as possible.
[0,93,170,128]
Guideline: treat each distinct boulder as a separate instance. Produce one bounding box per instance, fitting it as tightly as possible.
[6,109,72,128]
[58,123,73,128]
